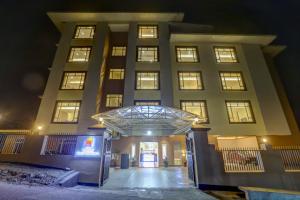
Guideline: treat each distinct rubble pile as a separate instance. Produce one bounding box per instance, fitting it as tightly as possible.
[0,169,57,186]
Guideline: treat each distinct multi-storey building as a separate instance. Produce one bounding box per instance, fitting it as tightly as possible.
[1,12,299,189]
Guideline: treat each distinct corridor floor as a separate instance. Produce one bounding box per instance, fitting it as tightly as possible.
[102,167,194,189]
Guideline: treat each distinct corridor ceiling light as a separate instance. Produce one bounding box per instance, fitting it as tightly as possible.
[147,130,152,135]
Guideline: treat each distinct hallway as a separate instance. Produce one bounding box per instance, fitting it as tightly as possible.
[102,167,194,189]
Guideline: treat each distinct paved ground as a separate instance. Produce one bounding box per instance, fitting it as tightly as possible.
[103,167,193,189]
[0,182,216,200]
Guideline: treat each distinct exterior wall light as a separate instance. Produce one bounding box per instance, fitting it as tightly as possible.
[147,130,152,136]
[262,138,267,143]
[37,126,43,131]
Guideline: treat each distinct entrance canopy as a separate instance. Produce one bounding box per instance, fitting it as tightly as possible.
[92,106,198,136]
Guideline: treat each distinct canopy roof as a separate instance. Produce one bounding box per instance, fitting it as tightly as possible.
[92,106,198,136]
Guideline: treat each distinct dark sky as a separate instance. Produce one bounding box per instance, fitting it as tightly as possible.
[0,0,299,129]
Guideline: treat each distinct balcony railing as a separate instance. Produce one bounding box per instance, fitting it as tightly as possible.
[0,135,26,154]
[43,135,78,155]
[217,148,265,173]
[274,146,300,172]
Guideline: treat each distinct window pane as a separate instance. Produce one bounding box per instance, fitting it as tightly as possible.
[106,94,123,107]
[176,47,199,62]
[138,25,158,38]
[181,101,208,123]
[135,101,160,106]
[109,69,124,80]
[53,101,80,123]
[179,72,202,90]
[214,47,238,63]
[226,101,254,123]
[61,72,86,89]
[136,72,159,90]
[112,46,126,56]
[74,26,95,39]
[68,47,91,62]
[220,72,245,90]
[137,47,158,62]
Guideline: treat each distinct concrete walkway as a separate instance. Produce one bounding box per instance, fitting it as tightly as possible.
[0,182,217,200]
[103,167,194,189]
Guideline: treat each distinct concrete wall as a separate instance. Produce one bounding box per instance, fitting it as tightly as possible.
[190,128,300,191]
[0,135,102,184]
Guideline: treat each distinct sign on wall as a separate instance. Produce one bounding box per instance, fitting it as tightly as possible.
[75,135,102,157]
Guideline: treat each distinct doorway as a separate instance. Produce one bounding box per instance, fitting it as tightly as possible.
[139,142,159,168]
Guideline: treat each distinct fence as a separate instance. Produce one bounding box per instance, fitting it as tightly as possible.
[0,135,26,154]
[217,148,264,173]
[274,146,300,172]
[43,135,78,155]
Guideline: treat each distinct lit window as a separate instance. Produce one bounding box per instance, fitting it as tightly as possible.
[162,144,167,160]
[181,101,208,123]
[226,101,255,123]
[136,72,159,90]
[214,47,238,63]
[176,47,199,62]
[60,72,86,90]
[138,25,158,39]
[179,72,203,90]
[109,69,124,80]
[112,46,126,56]
[137,47,158,62]
[220,72,245,90]
[134,101,160,106]
[68,47,91,62]
[74,26,95,39]
[106,94,123,107]
[131,144,136,159]
[52,101,81,123]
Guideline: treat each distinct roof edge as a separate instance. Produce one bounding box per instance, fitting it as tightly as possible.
[47,12,184,31]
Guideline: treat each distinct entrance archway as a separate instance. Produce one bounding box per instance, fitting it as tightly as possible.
[92,106,200,188]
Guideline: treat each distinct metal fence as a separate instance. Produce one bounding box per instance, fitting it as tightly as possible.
[217,148,265,173]
[274,146,300,172]
[0,135,26,154]
[43,135,78,155]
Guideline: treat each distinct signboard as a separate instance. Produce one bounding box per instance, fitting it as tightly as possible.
[75,136,102,157]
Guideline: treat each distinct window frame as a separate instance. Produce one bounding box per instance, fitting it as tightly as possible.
[178,71,204,90]
[51,100,81,124]
[73,25,96,39]
[225,100,256,124]
[109,68,125,80]
[213,46,239,63]
[59,71,87,90]
[137,24,159,39]
[111,46,127,57]
[175,46,199,63]
[67,46,92,63]
[136,46,159,62]
[180,100,209,124]
[135,71,160,90]
[134,100,161,106]
[219,71,247,91]
[105,94,123,108]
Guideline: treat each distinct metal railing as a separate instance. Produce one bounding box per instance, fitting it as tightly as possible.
[0,135,26,154]
[43,135,78,155]
[274,146,300,172]
[217,148,265,173]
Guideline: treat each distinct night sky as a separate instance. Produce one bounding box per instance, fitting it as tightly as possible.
[0,0,299,129]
